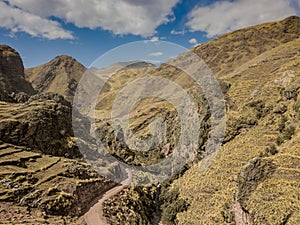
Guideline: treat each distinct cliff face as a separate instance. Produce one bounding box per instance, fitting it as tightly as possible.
[0,93,82,158]
[0,45,35,102]
[25,55,86,102]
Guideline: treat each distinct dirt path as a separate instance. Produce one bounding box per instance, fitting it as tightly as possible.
[84,169,132,225]
[232,183,253,225]
[232,198,252,225]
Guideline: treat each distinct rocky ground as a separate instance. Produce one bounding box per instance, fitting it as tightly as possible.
[1,16,300,225]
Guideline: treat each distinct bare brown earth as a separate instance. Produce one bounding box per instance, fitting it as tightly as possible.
[84,169,132,225]
[232,200,252,225]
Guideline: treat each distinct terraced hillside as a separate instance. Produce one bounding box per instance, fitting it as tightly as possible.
[0,94,119,224]
[0,47,118,224]
[0,141,115,224]
[194,15,300,77]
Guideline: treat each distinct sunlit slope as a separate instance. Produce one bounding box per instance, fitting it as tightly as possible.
[194,16,300,78]
[175,37,300,225]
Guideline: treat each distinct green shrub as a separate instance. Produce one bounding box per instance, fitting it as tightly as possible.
[221,202,234,223]
[160,187,189,224]
[282,125,295,140]
[278,116,287,132]
[277,122,295,145]
[276,136,284,145]
[260,145,278,157]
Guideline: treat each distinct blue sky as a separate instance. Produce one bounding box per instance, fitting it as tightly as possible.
[0,0,300,68]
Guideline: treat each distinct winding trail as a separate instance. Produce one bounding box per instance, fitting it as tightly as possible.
[84,169,132,225]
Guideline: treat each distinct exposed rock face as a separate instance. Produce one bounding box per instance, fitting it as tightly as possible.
[0,51,114,224]
[25,55,86,102]
[0,93,81,158]
[236,157,277,208]
[0,45,35,102]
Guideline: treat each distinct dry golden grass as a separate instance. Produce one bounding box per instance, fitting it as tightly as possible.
[173,37,300,225]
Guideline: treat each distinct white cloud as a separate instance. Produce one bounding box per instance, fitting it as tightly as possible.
[187,0,298,37]
[149,52,163,57]
[150,36,159,42]
[170,29,185,35]
[7,0,180,37]
[189,38,198,45]
[0,1,74,40]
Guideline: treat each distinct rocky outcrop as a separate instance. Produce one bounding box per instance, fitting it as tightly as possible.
[25,55,86,102]
[0,45,35,102]
[0,93,81,158]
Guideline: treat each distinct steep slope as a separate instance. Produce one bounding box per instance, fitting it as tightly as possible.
[194,16,300,77]
[95,16,300,225]
[92,59,212,166]
[174,37,300,225]
[0,47,118,224]
[0,45,35,102]
[0,92,119,224]
[1,16,300,225]
[25,55,86,102]
[0,93,81,158]
[0,141,115,224]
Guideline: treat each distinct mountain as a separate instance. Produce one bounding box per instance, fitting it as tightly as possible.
[97,16,300,225]
[195,15,300,78]
[172,23,300,225]
[25,55,86,102]
[0,45,35,102]
[1,16,300,225]
[0,51,117,224]
[25,57,155,104]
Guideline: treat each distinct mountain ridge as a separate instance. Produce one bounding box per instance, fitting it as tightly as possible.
[194,15,300,78]
[1,16,300,225]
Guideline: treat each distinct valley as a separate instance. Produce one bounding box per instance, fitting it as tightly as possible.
[0,16,300,225]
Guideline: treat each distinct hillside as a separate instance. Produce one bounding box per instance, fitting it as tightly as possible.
[0,16,300,225]
[0,49,116,224]
[174,31,300,225]
[96,16,300,225]
[25,55,86,102]
[195,15,300,78]
[0,93,118,224]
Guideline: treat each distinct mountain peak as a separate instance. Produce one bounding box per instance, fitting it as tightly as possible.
[0,44,19,54]
[49,55,80,66]
[25,55,86,102]
[282,15,300,22]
